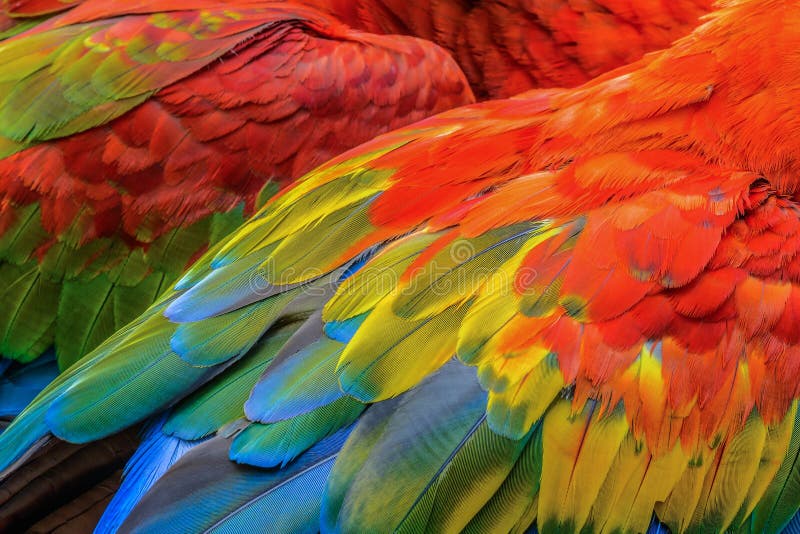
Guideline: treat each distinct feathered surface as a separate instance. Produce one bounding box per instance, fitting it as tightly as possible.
[3,0,75,16]
[4,0,800,532]
[301,0,715,98]
[3,0,716,96]
[0,0,473,369]
[0,0,77,39]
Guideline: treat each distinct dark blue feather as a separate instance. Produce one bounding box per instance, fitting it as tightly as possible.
[95,413,203,534]
[0,351,57,418]
[785,511,800,534]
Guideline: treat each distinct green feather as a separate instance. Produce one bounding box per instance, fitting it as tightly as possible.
[0,202,47,262]
[0,264,56,361]
[320,397,403,532]
[750,406,800,533]
[230,396,364,468]
[170,288,300,366]
[163,321,302,441]
[55,275,116,369]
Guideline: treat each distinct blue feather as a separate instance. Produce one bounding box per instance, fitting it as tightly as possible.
[0,351,58,418]
[95,413,205,534]
[785,511,800,534]
[119,425,354,533]
[324,313,367,343]
[245,336,345,423]
[646,516,671,534]
[337,249,376,283]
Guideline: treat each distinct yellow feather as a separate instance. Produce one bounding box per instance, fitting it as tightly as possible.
[509,495,538,534]
[538,400,628,531]
[336,299,466,402]
[627,442,690,529]
[656,445,714,532]
[561,404,630,530]
[392,224,540,322]
[457,287,520,366]
[691,413,767,531]
[215,165,394,269]
[323,233,440,322]
[457,222,560,366]
[732,403,797,529]
[588,433,650,533]
[539,399,586,531]
[485,350,564,438]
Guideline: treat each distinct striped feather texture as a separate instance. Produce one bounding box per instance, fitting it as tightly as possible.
[0,0,474,368]
[3,2,800,533]
[118,426,352,533]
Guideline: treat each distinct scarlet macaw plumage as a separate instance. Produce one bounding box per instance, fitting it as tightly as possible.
[300,0,716,98]
[0,0,715,424]
[0,3,718,525]
[2,0,800,532]
[0,0,473,375]
[3,0,716,96]
[0,0,77,38]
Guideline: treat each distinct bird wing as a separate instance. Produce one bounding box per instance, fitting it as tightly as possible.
[0,0,472,367]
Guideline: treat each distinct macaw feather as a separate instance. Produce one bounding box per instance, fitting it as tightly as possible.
[245,331,346,424]
[750,403,800,533]
[0,0,473,367]
[0,351,58,417]
[169,287,301,367]
[324,361,529,533]
[231,396,363,468]
[118,426,352,534]
[95,413,201,534]
[4,2,800,531]
[163,320,303,441]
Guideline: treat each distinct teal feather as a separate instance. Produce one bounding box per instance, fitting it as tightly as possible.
[0,352,58,417]
[45,311,217,442]
[164,321,303,440]
[245,334,345,423]
[0,302,167,471]
[169,288,299,367]
[231,397,364,468]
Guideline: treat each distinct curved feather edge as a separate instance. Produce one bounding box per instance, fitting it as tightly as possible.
[231,397,364,468]
[326,359,532,532]
[245,332,346,423]
[94,413,204,534]
[785,512,800,534]
[118,425,353,533]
